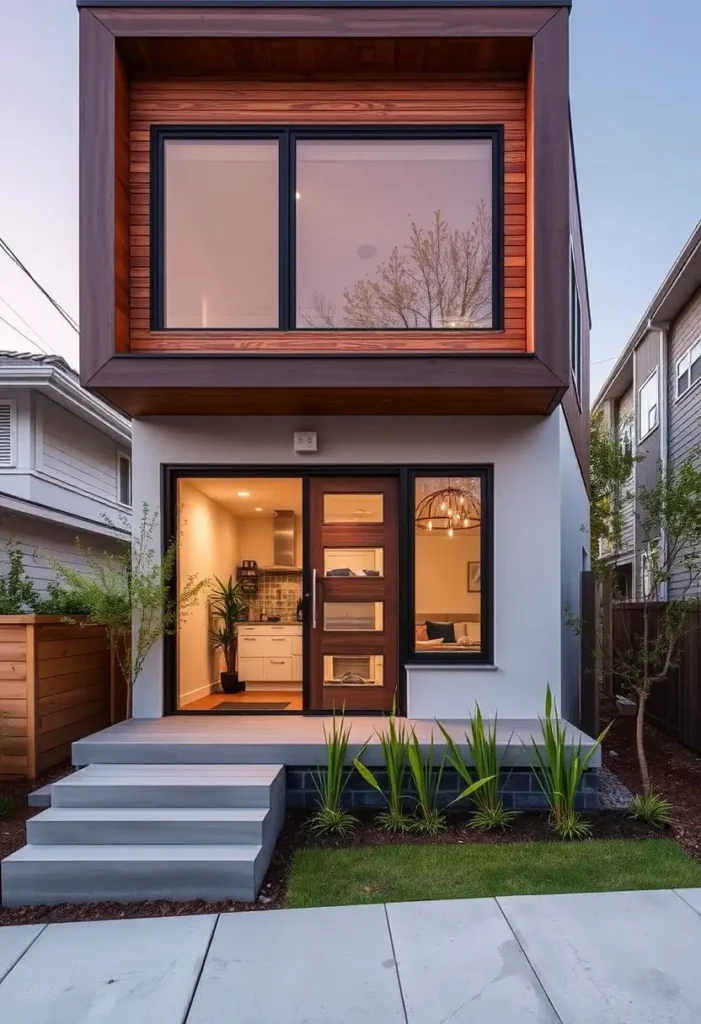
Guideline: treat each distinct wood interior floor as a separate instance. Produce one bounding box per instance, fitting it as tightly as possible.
[181,689,303,712]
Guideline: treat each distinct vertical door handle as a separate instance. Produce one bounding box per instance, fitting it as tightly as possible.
[312,567,318,629]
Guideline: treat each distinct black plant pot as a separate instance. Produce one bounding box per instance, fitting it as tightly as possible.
[220,671,244,694]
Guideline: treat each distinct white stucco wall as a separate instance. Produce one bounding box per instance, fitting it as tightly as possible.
[132,412,578,721]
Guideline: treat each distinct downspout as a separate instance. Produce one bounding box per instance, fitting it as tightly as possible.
[652,319,670,602]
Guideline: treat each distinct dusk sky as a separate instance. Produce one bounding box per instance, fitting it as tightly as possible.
[0,0,699,399]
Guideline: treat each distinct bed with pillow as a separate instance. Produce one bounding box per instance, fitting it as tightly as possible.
[415,615,481,651]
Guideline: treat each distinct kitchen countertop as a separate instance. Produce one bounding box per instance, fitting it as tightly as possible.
[240,620,302,626]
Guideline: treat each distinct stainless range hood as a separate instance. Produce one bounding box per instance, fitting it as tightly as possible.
[260,510,302,571]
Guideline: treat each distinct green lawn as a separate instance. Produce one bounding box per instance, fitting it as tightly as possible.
[286,839,701,908]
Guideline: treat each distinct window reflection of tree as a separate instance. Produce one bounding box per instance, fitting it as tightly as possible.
[304,204,492,329]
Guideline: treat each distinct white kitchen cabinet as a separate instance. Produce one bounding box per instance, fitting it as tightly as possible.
[237,657,265,682]
[263,656,293,682]
[237,624,302,685]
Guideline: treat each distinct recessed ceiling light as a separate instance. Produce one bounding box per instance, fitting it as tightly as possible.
[237,491,251,498]
[255,507,264,512]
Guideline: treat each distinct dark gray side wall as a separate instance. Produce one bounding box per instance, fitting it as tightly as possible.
[668,285,701,597]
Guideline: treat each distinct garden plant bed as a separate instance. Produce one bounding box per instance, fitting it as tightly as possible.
[0,805,690,927]
[605,712,701,861]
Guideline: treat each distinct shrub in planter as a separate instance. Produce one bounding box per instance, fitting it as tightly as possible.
[208,576,249,694]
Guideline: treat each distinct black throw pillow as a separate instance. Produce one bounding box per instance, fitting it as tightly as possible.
[425,621,456,643]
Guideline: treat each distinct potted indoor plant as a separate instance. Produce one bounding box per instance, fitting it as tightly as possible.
[208,575,249,694]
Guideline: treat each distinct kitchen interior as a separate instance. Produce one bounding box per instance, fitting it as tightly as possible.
[177,478,304,711]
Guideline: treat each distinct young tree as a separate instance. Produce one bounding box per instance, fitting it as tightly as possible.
[52,505,208,719]
[590,411,701,818]
[304,205,492,329]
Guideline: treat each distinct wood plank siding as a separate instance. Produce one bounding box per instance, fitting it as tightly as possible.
[0,618,114,778]
[128,77,527,355]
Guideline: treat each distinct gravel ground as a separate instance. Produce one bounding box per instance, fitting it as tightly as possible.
[598,767,634,810]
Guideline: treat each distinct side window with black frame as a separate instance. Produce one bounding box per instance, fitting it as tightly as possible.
[412,470,491,663]
[569,247,582,398]
[153,127,503,332]
[118,452,132,508]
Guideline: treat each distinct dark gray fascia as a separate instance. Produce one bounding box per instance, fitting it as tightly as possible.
[77,0,570,8]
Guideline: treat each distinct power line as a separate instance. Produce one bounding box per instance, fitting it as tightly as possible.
[0,236,79,334]
[0,295,56,356]
[0,312,49,353]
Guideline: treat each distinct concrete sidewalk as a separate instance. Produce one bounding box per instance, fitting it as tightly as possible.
[2,888,701,1022]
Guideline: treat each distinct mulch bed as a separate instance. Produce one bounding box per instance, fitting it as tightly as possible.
[604,709,701,861]
[2,716,699,927]
[0,779,664,927]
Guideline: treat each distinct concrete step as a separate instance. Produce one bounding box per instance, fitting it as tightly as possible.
[27,806,272,846]
[1,844,268,905]
[51,763,284,809]
[28,783,54,809]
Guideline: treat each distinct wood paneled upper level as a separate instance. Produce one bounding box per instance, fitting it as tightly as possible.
[78,2,573,417]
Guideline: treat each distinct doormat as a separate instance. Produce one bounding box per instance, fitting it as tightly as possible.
[211,701,291,711]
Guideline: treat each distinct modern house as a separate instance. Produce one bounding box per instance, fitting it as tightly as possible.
[2,0,597,905]
[593,218,701,600]
[0,351,131,585]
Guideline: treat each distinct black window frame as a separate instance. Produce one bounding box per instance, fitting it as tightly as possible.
[569,245,582,403]
[405,466,494,667]
[117,451,132,508]
[151,125,505,333]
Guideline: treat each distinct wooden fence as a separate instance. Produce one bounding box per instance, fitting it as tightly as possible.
[610,603,701,754]
[0,616,123,778]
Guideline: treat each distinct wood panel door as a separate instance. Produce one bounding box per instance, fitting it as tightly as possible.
[309,477,398,712]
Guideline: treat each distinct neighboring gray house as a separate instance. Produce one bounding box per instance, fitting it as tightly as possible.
[594,219,701,599]
[0,352,131,592]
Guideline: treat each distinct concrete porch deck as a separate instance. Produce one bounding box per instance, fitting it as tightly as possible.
[72,716,600,769]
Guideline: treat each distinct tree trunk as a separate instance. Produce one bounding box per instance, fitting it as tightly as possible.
[636,691,651,797]
[126,682,133,720]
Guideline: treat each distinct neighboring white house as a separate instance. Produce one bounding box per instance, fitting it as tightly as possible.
[0,352,131,591]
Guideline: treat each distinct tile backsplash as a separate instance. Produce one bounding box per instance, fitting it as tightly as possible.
[246,571,303,621]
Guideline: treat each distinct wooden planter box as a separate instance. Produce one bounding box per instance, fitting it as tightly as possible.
[0,616,118,779]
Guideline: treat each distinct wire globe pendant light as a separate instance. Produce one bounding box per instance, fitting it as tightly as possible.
[415,479,481,538]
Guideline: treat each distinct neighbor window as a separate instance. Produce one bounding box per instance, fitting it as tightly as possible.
[412,471,490,662]
[569,248,582,397]
[619,419,634,457]
[0,400,16,468]
[155,128,501,331]
[117,453,132,507]
[638,368,659,441]
[676,338,701,399]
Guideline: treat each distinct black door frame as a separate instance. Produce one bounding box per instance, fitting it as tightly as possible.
[162,463,493,716]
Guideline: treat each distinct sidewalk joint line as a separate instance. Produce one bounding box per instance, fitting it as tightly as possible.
[495,897,564,1024]
[181,913,219,1024]
[672,889,701,919]
[0,923,47,985]
[383,903,410,1024]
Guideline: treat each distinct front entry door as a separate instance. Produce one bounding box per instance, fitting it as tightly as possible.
[309,478,398,712]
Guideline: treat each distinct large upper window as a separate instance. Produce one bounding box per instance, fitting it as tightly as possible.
[676,338,701,400]
[638,368,659,441]
[412,471,491,664]
[154,127,501,331]
[163,139,279,328]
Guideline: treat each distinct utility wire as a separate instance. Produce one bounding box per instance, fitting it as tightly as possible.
[0,295,56,356]
[0,312,49,353]
[0,236,79,333]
